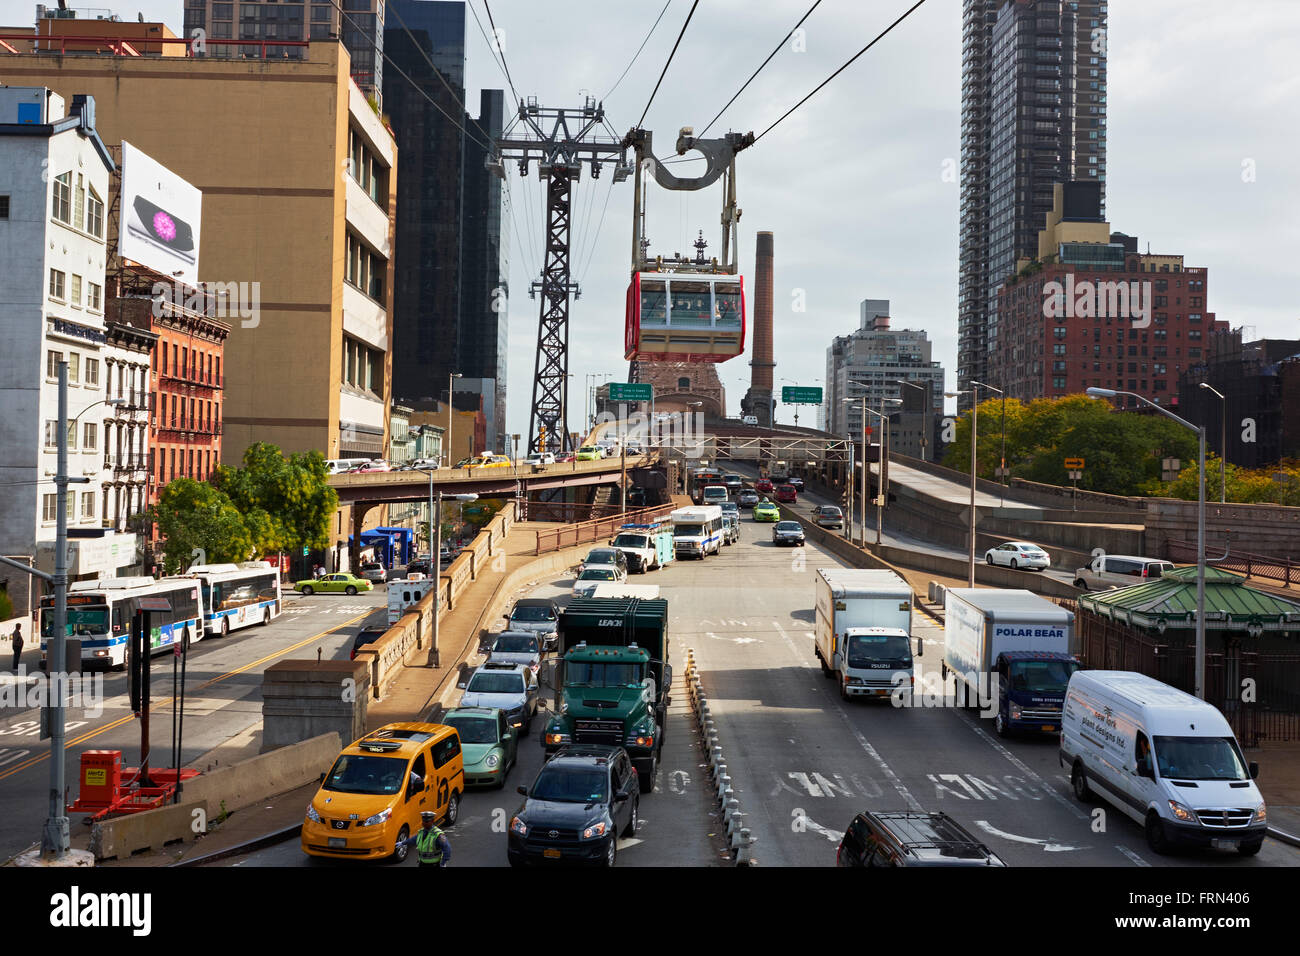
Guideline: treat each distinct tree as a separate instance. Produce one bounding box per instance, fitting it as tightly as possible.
[1158,456,1300,505]
[145,479,256,573]
[214,443,337,557]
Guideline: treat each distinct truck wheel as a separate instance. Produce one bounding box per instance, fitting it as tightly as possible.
[1071,761,1092,802]
[636,757,656,792]
[1074,579,1087,590]
[1238,840,1263,856]
[818,651,831,678]
[1145,811,1172,855]
[839,678,850,701]
[994,711,1009,738]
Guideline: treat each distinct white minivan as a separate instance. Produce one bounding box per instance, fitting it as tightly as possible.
[1060,670,1266,856]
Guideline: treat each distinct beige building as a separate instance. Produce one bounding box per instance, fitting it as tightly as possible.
[2,36,398,566]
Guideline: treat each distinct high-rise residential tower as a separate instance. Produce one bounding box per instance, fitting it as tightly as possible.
[958,0,1108,408]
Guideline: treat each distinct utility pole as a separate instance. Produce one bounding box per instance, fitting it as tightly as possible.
[491,97,631,456]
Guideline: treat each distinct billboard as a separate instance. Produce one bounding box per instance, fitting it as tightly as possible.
[119,141,202,286]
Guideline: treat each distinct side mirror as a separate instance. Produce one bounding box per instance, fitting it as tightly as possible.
[517,786,528,797]
[1249,762,1260,780]
[319,771,326,783]
[615,791,629,802]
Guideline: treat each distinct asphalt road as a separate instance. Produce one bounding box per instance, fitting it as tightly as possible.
[0,585,388,860]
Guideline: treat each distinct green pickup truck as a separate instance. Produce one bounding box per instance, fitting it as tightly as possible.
[541,598,670,793]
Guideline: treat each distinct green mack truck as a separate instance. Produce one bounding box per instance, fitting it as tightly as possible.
[541,597,670,793]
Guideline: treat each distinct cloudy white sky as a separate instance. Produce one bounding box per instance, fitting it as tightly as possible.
[6,0,1298,442]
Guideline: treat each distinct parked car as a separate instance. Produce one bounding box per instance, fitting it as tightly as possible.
[573,566,625,598]
[737,489,760,508]
[486,631,543,674]
[580,547,629,577]
[984,541,1051,570]
[772,520,806,547]
[525,452,557,466]
[358,561,388,584]
[294,573,373,595]
[507,745,639,867]
[350,624,388,660]
[1073,554,1175,591]
[576,445,605,461]
[460,661,539,735]
[812,505,844,529]
[774,484,798,504]
[506,598,561,650]
[444,706,518,789]
[755,478,775,494]
[837,811,1006,867]
[752,500,780,522]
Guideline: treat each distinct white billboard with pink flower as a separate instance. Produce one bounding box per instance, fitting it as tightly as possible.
[118,141,202,286]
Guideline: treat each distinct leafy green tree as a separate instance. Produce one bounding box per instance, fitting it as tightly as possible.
[214,443,337,556]
[0,589,13,622]
[145,479,256,573]
[1158,456,1300,504]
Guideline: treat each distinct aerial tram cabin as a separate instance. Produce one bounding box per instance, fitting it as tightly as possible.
[624,270,745,363]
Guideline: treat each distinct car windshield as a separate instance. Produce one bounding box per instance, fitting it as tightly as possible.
[775,522,801,532]
[585,552,618,564]
[1153,736,1250,781]
[675,523,704,536]
[511,605,555,622]
[466,673,524,695]
[821,508,842,516]
[580,447,599,454]
[322,754,407,795]
[612,534,649,547]
[566,661,642,687]
[1018,544,1042,552]
[493,634,539,654]
[578,568,616,581]
[445,716,497,745]
[530,767,608,803]
[1007,659,1077,695]
[846,634,912,668]
[42,605,109,638]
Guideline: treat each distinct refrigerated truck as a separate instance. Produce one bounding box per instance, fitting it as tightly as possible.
[813,568,916,701]
[942,588,1076,734]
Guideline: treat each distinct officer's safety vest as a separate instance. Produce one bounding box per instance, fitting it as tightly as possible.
[416,826,444,864]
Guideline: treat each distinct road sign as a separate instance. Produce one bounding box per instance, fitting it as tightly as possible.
[609,382,652,402]
[1067,470,1083,481]
[781,386,823,405]
[137,597,172,612]
[1063,457,1085,470]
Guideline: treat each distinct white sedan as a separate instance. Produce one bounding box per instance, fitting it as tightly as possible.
[525,452,557,465]
[984,541,1051,571]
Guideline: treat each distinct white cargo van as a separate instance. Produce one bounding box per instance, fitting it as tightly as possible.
[670,506,723,559]
[1060,670,1266,856]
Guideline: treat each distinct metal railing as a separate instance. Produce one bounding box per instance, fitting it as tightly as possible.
[1167,539,1296,587]
[535,504,675,555]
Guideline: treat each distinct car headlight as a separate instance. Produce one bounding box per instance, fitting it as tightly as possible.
[545,732,570,746]
[581,821,608,840]
[306,804,322,824]
[510,816,528,836]
[1168,799,1194,822]
[1255,803,1267,823]
[360,808,392,827]
[1009,703,1022,719]
[485,752,501,769]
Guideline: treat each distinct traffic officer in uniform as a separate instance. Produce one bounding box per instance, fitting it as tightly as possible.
[396,810,451,867]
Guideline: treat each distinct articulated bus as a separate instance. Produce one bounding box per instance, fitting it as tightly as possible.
[183,562,282,637]
[39,576,204,670]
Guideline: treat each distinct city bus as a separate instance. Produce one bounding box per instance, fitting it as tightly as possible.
[183,561,282,637]
[39,576,205,671]
[689,467,725,504]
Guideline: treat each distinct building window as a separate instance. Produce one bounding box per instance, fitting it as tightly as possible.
[87,188,104,238]
[42,494,57,523]
[0,195,9,219]
[84,357,99,387]
[83,422,97,450]
[81,491,95,519]
[67,352,80,384]
[44,420,58,449]
[49,269,65,300]
[52,172,72,223]
[87,282,102,312]
[46,350,62,380]
[70,274,82,308]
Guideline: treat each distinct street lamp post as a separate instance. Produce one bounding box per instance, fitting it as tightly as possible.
[946,389,976,586]
[446,372,462,466]
[972,381,1005,505]
[843,398,899,548]
[1089,386,1207,700]
[894,379,932,463]
[415,472,477,669]
[1199,383,1227,503]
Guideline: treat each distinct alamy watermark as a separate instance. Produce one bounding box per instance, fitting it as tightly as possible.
[2,667,104,718]
[592,405,706,453]
[1043,274,1152,328]
[152,280,261,328]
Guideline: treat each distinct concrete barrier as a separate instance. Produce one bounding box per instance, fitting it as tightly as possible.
[88,732,342,861]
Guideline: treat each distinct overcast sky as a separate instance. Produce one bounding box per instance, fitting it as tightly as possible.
[6,0,1298,442]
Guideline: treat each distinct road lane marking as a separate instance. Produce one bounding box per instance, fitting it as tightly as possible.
[974,820,1084,852]
[0,610,372,783]
[801,814,845,844]
[1116,844,1151,867]
[959,715,1087,820]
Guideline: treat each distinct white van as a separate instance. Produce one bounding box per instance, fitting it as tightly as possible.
[1073,554,1175,591]
[669,505,724,559]
[1060,670,1266,856]
[386,573,437,625]
[701,485,729,506]
[326,457,371,475]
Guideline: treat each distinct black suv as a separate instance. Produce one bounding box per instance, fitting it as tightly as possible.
[837,811,1006,867]
[507,745,639,867]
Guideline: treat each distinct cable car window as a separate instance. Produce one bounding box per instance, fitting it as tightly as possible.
[715,285,741,328]
[668,281,712,327]
[640,279,667,326]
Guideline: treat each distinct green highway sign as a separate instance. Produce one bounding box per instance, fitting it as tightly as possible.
[609,382,653,402]
[781,386,823,405]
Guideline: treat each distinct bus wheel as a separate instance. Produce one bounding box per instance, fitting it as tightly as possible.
[262,609,271,627]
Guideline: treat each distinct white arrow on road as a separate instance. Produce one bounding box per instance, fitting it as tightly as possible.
[707,631,761,645]
[802,815,844,844]
[974,820,1084,852]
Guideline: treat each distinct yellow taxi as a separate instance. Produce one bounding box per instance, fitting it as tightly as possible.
[302,722,465,862]
[466,453,513,469]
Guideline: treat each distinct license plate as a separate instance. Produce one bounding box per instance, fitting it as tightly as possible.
[874,689,889,696]
[328,837,346,849]
[543,848,562,859]
[1211,838,1239,850]
[1041,724,1056,732]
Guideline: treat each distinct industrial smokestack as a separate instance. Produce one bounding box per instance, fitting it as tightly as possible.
[744,231,775,426]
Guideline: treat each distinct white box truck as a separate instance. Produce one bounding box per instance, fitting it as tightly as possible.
[669,505,724,559]
[387,573,437,625]
[1060,670,1266,856]
[814,568,917,701]
[942,588,1077,735]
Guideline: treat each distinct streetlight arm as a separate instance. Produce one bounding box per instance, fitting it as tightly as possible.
[1088,387,1199,434]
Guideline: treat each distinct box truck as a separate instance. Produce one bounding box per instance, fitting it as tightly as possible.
[813,568,917,701]
[942,588,1077,735]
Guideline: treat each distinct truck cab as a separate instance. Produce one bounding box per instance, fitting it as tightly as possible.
[541,598,670,793]
[990,651,1079,737]
[814,569,917,703]
[837,626,914,700]
[608,521,673,573]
